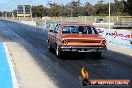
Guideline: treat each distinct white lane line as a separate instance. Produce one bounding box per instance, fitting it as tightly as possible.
[4,43,19,88]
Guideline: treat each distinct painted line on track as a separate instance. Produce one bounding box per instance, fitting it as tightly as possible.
[0,42,19,88]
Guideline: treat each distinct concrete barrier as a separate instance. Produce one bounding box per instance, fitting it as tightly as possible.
[36,22,55,29]
[20,21,36,26]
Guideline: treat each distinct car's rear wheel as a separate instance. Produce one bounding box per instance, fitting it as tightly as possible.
[95,52,102,59]
[56,45,62,58]
[48,41,52,52]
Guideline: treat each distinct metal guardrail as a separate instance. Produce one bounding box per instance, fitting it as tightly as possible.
[113,22,132,28]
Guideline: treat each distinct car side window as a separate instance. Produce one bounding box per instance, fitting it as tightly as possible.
[92,27,98,34]
[54,24,58,33]
[54,24,60,33]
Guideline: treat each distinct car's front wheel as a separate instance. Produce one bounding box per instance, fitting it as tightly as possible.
[56,45,62,58]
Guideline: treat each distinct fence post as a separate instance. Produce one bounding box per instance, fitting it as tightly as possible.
[95,16,96,22]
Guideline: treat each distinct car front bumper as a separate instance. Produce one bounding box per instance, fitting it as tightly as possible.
[59,46,107,52]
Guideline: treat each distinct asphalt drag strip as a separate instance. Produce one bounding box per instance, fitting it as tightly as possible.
[0,19,131,88]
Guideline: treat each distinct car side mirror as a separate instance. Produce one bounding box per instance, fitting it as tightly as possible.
[50,29,53,32]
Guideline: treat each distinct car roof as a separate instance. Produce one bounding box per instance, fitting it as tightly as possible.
[59,22,94,27]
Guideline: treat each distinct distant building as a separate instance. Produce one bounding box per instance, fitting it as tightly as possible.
[17,5,32,17]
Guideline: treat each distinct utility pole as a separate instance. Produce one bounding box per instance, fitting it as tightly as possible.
[12,12,14,19]
[5,12,7,18]
[109,0,111,29]
[30,1,33,20]
[23,5,25,18]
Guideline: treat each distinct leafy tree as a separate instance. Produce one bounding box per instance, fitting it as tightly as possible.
[114,0,125,15]
[13,10,17,17]
[126,0,132,15]
[0,11,2,17]
[48,3,61,17]
[32,5,46,18]
[83,2,95,16]
[94,0,127,16]
[59,4,65,16]
[94,3,106,15]
[63,5,71,17]
[30,0,131,17]
[68,1,82,17]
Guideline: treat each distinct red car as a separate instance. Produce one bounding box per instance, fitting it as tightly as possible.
[48,22,107,58]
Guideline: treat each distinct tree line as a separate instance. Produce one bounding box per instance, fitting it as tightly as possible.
[32,0,132,18]
[0,0,132,18]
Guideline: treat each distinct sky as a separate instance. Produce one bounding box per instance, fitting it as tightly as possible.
[0,0,114,11]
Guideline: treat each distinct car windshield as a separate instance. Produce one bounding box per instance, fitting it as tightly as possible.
[62,26,98,34]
